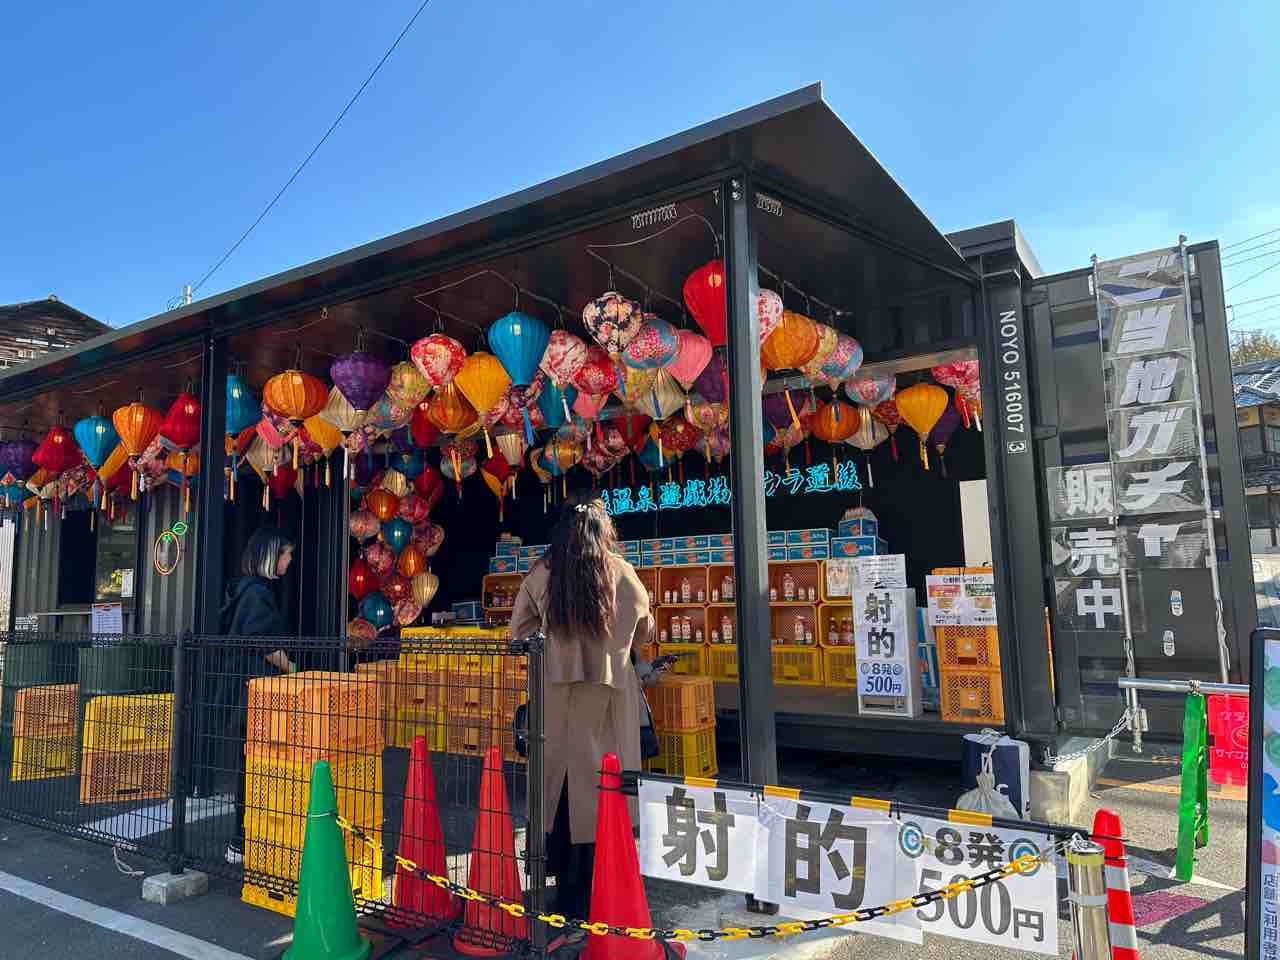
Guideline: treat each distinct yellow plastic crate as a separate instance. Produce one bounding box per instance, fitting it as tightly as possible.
[398,644,506,675]
[242,834,382,917]
[823,647,857,687]
[82,693,173,752]
[244,753,382,843]
[644,726,717,778]
[706,645,738,683]
[772,645,823,686]
[10,734,74,781]
[657,643,706,677]
[390,707,447,752]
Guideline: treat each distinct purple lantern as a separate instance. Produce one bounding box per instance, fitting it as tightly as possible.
[762,391,810,430]
[692,352,728,403]
[0,439,38,482]
[928,401,964,476]
[330,350,391,414]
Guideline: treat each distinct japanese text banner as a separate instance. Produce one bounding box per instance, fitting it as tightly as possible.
[638,780,760,894]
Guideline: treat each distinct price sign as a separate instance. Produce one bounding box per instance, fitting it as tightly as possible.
[854,588,910,698]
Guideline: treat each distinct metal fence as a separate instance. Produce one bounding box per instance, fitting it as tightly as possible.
[0,630,544,956]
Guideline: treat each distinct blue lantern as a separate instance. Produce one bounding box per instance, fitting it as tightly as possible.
[390,451,425,479]
[361,591,393,629]
[488,311,549,386]
[226,375,259,436]
[73,416,119,470]
[0,482,26,509]
[381,517,412,553]
[637,438,663,473]
[621,316,680,370]
[538,381,575,430]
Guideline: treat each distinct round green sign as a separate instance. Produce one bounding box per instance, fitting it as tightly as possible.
[171,520,189,537]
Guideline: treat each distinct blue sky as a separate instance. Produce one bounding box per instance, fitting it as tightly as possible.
[3,1,1278,332]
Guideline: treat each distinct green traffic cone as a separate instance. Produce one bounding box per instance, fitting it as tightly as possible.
[283,760,371,960]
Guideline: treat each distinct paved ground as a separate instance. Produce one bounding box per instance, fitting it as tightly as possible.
[0,740,1248,959]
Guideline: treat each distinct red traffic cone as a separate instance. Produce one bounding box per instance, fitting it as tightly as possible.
[389,734,458,926]
[453,746,528,955]
[583,753,683,960]
[1092,808,1138,960]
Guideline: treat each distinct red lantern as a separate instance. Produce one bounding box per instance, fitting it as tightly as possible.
[32,426,83,476]
[265,464,297,509]
[682,259,727,347]
[160,391,202,512]
[366,487,399,522]
[413,464,444,512]
[348,558,379,601]
[409,402,441,449]
[382,573,412,604]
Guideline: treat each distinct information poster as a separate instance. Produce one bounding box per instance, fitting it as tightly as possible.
[962,572,997,626]
[91,602,123,635]
[926,574,996,626]
[853,554,907,589]
[854,588,912,697]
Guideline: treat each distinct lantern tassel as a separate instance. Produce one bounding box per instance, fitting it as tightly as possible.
[523,408,535,446]
[938,445,948,479]
[483,427,493,460]
[678,459,684,485]
[958,397,970,429]
[866,453,874,488]
[184,480,191,514]
[919,439,929,470]
[658,438,665,468]
[891,434,898,461]
[630,456,636,485]
[325,459,331,487]
[89,509,95,532]
[131,468,139,501]
[292,437,299,470]
[562,395,572,423]
[562,475,567,498]
[785,389,800,430]
[974,411,983,433]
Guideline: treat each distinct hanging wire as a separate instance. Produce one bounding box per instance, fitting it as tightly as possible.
[584,248,685,314]
[758,265,849,318]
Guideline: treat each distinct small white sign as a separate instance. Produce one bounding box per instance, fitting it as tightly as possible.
[121,568,135,599]
[13,615,39,632]
[91,602,123,635]
[825,558,854,598]
[853,554,907,589]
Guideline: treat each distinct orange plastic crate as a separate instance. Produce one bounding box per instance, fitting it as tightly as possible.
[772,645,823,686]
[79,748,170,804]
[822,647,857,687]
[644,726,717,777]
[706,645,738,682]
[939,669,1005,724]
[647,676,715,732]
[13,683,78,738]
[935,625,1000,669]
[445,711,523,764]
[657,643,706,677]
[354,660,400,743]
[246,671,382,762]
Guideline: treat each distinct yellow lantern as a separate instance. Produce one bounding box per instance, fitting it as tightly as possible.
[895,383,949,470]
[761,310,819,371]
[426,382,478,434]
[453,352,512,458]
[386,361,431,408]
[303,412,342,487]
[412,570,440,608]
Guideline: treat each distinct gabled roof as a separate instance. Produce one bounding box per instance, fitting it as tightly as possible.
[1234,359,1280,406]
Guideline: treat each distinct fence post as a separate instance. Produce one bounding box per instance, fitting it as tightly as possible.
[167,631,189,875]
[524,632,547,957]
[1068,838,1112,960]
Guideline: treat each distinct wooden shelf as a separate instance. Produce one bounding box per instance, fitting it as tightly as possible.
[482,606,514,613]
[657,602,707,609]
[768,601,820,608]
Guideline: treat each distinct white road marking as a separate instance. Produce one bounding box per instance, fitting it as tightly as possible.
[84,795,232,842]
[0,869,253,960]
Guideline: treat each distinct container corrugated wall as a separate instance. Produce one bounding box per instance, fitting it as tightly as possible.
[139,486,197,635]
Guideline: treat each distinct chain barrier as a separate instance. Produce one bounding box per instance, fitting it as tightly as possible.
[1042,707,1132,767]
[335,816,1062,943]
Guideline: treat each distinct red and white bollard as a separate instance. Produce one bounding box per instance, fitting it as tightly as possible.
[1092,808,1139,960]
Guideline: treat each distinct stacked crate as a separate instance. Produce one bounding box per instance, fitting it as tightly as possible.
[934,567,1004,724]
[10,683,78,782]
[79,693,172,802]
[643,676,717,778]
[240,671,384,917]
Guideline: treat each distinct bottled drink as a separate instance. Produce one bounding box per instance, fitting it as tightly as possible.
[663,589,672,605]
[659,628,669,643]
[793,614,806,645]
[711,589,720,603]
[710,629,720,644]
[721,614,733,642]
[696,588,705,603]
[769,586,778,602]
[828,617,839,645]
[841,617,854,646]
[723,574,735,600]
[695,628,704,643]
[681,577,692,603]
[783,572,796,602]
[807,586,816,602]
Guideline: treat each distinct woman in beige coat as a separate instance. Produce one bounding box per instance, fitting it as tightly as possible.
[510,492,650,920]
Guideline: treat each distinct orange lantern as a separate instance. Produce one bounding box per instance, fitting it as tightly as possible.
[366,487,399,522]
[302,413,342,487]
[396,542,427,578]
[761,311,819,371]
[112,400,163,499]
[895,383,949,470]
[426,382,477,434]
[810,399,859,473]
[453,352,511,459]
[264,365,328,469]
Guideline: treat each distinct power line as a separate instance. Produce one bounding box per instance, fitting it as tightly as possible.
[1231,301,1280,323]
[1229,291,1280,310]
[1223,234,1280,262]
[1223,226,1280,251]
[190,0,434,296]
[1226,257,1280,292]
[1223,246,1280,270]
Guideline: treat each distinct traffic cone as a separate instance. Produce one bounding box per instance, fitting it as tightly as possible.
[453,746,528,955]
[1092,808,1139,960]
[389,735,458,926]
[283,760,371,960]
[583,753,682,960]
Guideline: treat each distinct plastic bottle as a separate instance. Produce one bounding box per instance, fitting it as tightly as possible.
[681,577,692,603]
[711,588,720,603]
[722,614,733,642]
[769,586,778,602]
[783,571,796,602]
[794,614,806,645]
[723,574,735,600]
[696,587,705,603]
[828,617,839,645]
[710,629,720,644]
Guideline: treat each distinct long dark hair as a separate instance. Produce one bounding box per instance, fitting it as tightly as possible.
[546,491,618,639]
[240,527,293,580]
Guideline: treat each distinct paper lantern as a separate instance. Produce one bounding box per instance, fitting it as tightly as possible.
[489,310,550,387]
[693,352,728,404]
[929,403,964,475]
[73,415,119,503]
[820,334,864,385]
[264,369,327,423]
[537,381,575,430]
[360,592,393,629]
[799,324,840,382]
[810,400,859,443]
[32,425,81,479]
[633,370,683,420]
[368,393,411,433]
[414,464,445,512]
[844,416,888,487]
[763,391,810,430]
[364,541,394,577]
[556,415,590,447]
[481,455,513,517]
[757,288,784,343]
[580,444,614,479]
[303,414,342,454]
[224,379,260,491]
[573,344,618,396]
[872,397,904,461]
[0,438,37,482]
[683,259,726,347]
[895,382,950,469]
[409,402,441,449]
[478,389,513,433]
[573,392,608,421]
[347,618,377,644]
[705,427,731,460]
[348,558,378,600]
[366,487,399,521]
[411,571,440,608]
[685,399,727,433]
[440,455,476,483]
[397,492,430,525]
[453,352,511,446]
[582,291,643,357]
[409,333,466,388]
[379,468,409,498]
[610,414,652,454]
[846,374,896,407]
[658,417,699,455]
[621,315,680,370]
[394,597,423,627]
[615,365,656,407]
[761,311,819,371]
[495,432,527,470]
[540,330,588,389]
[266,464,298,508]
[318,386,362,436]
[668,330,712,390]
[416,522,445,558]
[382,518,412,554]
[381,571,411,604]
[389,451,424,480]
[539,442,579,477]
[330,350,390,414]
[934,360,982,430]
[156,393,201,454]
[426,382,478,434]
[349,509,379,541]
[112,402,163,499]
[386,361,431,409]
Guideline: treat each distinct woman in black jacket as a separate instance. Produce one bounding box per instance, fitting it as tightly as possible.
[216,527,296,864]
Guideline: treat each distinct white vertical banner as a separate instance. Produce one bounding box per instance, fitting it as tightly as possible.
[897,818,1059,956]
[756,796,922,945]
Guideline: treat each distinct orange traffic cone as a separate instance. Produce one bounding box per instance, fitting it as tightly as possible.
[389,735,458,927]
[453,746,528,956]
[583,753,683,960]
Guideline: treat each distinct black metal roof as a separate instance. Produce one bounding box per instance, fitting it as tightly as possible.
[0,83,971,414]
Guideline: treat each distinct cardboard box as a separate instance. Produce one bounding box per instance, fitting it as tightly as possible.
[619,540,641,556]
[488,557,520,574]
[838,517,879,538]
[517,557,532,573]
[708,548,733,564]
[672,535,709,550]
[767,545,787,561]
[494,540,520,557]
[518,544,547,559]
[786,528,832,545]
[767,531,786,546]
[452,601,482,621]
[709,533,734,548]
[640,554,666,568]
[670,550,711,566]
[642,538,675,554]
[787,544,830,561]
[830,536,887,558]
